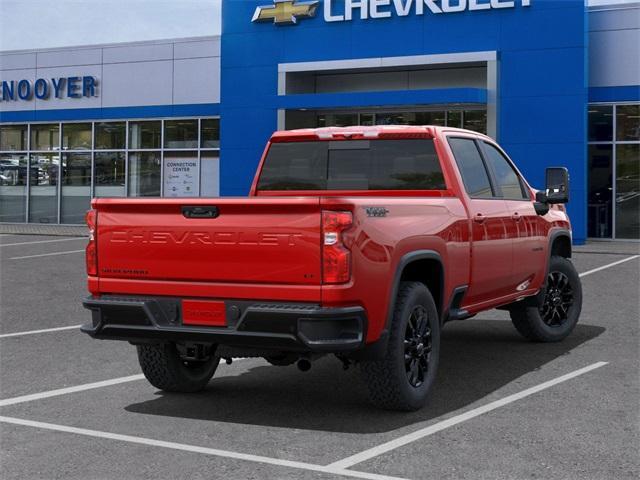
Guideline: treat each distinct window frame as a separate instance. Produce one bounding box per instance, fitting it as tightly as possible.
[478,140,531,201]
[446,135,498,200]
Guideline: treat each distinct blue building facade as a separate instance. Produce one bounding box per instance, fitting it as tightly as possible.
[221,0,591,242]
[1,1,639,242]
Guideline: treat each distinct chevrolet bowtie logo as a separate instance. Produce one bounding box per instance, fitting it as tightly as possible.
[252,0,319,25]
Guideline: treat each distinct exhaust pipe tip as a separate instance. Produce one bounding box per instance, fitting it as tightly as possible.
[297,359,311,372]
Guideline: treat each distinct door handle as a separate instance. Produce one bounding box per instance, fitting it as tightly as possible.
[473,213,486,224]
[182,206,219,219]
[512,212,522,221]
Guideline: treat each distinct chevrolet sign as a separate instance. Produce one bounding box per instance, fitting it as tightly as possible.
[252,0,319,24]
[253,0,531,25]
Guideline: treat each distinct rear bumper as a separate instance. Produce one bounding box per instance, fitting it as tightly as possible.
[81,295,366,353]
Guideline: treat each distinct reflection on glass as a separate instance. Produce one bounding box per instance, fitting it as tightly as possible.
[0,125,28,150]
[164,120,198,148]
[200,152,220,197]
[376,112,406,125]
[0,153,28,222]
[320,113,359,127]
[200,119,220,148]
[129,121,161,149]
[463,110,487,133]
[314,110,484,131]
[447,111,462,128]
[29,153,59,223]
[95,122,126,149]
[163,151,199,197]
[588,145,613,238]
[31,124,60,151]
[95,152,125,197]
[360,114,375,126]
[615,144,640,239]
[413,111,446,126]
[616,105,640,142]
[62,153,91,186]
[62,123,92,150]
[128,151,161,196]
[588,105,614,142]
[61,153,91,224]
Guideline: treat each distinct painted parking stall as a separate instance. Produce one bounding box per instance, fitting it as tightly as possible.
[0,235,638,479]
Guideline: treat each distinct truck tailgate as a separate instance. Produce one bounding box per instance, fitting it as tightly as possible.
[94,197,321,286]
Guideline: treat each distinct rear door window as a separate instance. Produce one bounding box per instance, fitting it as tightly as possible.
[448,137,494,198]
[257,139,446,191]
[481,142,529,199]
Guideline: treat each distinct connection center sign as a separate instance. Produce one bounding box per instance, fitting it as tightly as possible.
[164,156,200,197]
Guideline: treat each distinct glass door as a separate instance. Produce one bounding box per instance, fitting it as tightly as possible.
[588,103,640,240]
[29,153,59,223]
[61,152,91,224]
[615,144,640,239]
[588,145,613,238]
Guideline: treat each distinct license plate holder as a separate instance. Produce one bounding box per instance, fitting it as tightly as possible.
[182,300,227,327]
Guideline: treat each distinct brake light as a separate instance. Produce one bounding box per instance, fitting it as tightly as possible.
[322,210,352,284]
[85,209,98,276]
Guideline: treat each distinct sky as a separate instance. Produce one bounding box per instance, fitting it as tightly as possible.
[0,0,635,52]
[0,0,221,52]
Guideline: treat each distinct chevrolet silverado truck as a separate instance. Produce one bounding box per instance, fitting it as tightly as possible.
[81,126,582,411]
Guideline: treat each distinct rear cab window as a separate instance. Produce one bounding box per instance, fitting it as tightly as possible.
[447,137,494,198]
[257,139,446,191]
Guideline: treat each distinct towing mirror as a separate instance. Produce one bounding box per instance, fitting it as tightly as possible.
[543,167,570,204]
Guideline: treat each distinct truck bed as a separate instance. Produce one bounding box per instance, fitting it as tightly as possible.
[94,197,322,287]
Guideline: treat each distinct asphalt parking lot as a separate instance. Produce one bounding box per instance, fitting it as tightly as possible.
[0,234,638,480]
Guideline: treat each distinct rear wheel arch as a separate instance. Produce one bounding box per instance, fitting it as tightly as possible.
[387,251,445,328]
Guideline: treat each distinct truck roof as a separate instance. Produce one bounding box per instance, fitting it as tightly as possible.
[270,125,492,142]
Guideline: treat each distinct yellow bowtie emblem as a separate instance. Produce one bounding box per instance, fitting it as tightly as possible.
[252,0,319,25]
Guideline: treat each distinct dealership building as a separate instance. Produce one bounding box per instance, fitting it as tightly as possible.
[0,0,638,243]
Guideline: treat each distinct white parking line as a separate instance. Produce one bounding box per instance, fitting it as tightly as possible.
[0,374,145,408]
[9,249,85,260]
[579,255,639,278]
[0,416,405,480]
[0,325,82,339]
[328,361,608,470]
[0,237,86,247]
[0,359,255,406]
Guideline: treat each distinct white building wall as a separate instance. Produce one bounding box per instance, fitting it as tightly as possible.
[0,36,221,114]
[589,5,640,88]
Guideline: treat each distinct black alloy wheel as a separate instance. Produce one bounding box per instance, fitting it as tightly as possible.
[540,271,574,327]
[509,255,583,343]
[404,305,432,388]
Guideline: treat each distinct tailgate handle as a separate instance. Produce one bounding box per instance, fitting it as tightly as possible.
[182,206,219,219]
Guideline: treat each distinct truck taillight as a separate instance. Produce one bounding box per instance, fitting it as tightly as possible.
[322,210,352,284]
[85,209,98,276]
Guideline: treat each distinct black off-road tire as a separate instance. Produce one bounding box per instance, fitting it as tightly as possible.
[360,281,440,411]
[510,255,582,342]
[137,343,220,392]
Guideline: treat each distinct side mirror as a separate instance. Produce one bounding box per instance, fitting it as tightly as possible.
[544,167,569,204]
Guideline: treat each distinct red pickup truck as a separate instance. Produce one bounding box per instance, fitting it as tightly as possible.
[82,125,582,411]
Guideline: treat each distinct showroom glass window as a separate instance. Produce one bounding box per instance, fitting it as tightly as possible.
[0,125,28,222]
[0,117,220,224]
[588,103,640,240]
[314,109,484,133]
